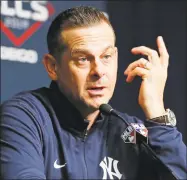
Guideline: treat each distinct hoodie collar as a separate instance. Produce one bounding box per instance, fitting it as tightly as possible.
[47,81,105,135]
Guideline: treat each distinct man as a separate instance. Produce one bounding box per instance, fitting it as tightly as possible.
[0,6,186,179]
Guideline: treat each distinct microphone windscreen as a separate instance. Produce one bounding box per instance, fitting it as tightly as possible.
[99,104,113,114]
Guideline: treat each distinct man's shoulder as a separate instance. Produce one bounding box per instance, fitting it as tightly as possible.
[114,110,145,124]
[0,87,53,121]
[1,87,48,108]
[0,86,55,128]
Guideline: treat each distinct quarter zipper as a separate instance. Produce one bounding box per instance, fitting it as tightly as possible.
[82,129,88,142]
[82,129,89,179]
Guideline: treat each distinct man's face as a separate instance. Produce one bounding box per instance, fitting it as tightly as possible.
[56,22,118,111]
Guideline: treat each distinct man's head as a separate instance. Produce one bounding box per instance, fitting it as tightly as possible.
[43,6,118,114]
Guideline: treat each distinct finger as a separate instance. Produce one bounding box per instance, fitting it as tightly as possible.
[157,36,169,67]
[126,67,149,83]
[124,58,152,75]
[131,46,159,65]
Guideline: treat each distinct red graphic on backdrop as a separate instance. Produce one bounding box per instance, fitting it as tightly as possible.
[0,2,55,47]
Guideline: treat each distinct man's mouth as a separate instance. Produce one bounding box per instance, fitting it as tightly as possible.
[87,86,106,95]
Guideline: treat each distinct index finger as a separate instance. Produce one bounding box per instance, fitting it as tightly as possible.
[157,36,169,66]
[131,46,159,65]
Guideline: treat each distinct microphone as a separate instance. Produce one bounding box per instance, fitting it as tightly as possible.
[99,103,129,126]
[100,104,148,144]
[99,104,178,180]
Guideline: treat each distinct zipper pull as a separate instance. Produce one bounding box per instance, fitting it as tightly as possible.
[82,129,89,141]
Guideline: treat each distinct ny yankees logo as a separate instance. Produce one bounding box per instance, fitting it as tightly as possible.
[100,157,122,179]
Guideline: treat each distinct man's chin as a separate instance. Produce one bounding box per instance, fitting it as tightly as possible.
[86,97,109,110]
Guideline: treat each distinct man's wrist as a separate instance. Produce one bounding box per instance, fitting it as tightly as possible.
[147,109,177,127]
[143,103,165,119]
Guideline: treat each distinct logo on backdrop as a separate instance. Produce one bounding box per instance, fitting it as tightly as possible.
[0,1,55,63]
[100,157,122,179]
[0,1,55,46]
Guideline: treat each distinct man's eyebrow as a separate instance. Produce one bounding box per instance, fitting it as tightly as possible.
[71,49,90,55]
[71,45,114,55]
[102,45,115,53]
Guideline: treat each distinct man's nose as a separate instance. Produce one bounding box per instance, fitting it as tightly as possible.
[90,59,105,78]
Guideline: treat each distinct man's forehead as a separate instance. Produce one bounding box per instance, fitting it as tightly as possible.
[71,45,115,55]
[61,23,115,46]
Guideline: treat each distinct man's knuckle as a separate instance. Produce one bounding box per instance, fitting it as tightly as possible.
[152,50,158,56]
[140,58,146,62]
[166,54,169,58]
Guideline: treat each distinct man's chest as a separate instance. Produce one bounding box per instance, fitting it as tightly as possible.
[44,128,140,179]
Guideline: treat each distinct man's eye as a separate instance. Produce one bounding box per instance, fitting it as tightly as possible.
[103,55,112,59]
[79,57,87,62]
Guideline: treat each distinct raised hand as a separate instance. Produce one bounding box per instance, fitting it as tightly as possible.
[124,36,169,119]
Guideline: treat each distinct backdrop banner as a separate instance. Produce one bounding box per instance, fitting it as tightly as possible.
[1,0,107,101]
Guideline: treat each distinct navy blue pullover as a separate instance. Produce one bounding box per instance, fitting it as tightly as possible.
[0,81,186,179]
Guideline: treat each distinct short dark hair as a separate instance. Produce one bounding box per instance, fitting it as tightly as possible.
[47,6,114,60]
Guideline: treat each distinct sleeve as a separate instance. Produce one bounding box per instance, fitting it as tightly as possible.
[0,99,46,179]
[134,116,187,179]
[144,120,187,179]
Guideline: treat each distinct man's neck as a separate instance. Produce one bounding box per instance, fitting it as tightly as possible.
[84,110,100,130]
[57,83,100,129]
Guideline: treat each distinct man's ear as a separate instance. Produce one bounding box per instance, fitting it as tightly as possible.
[42,54,58,80]
[114,47,118,60]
